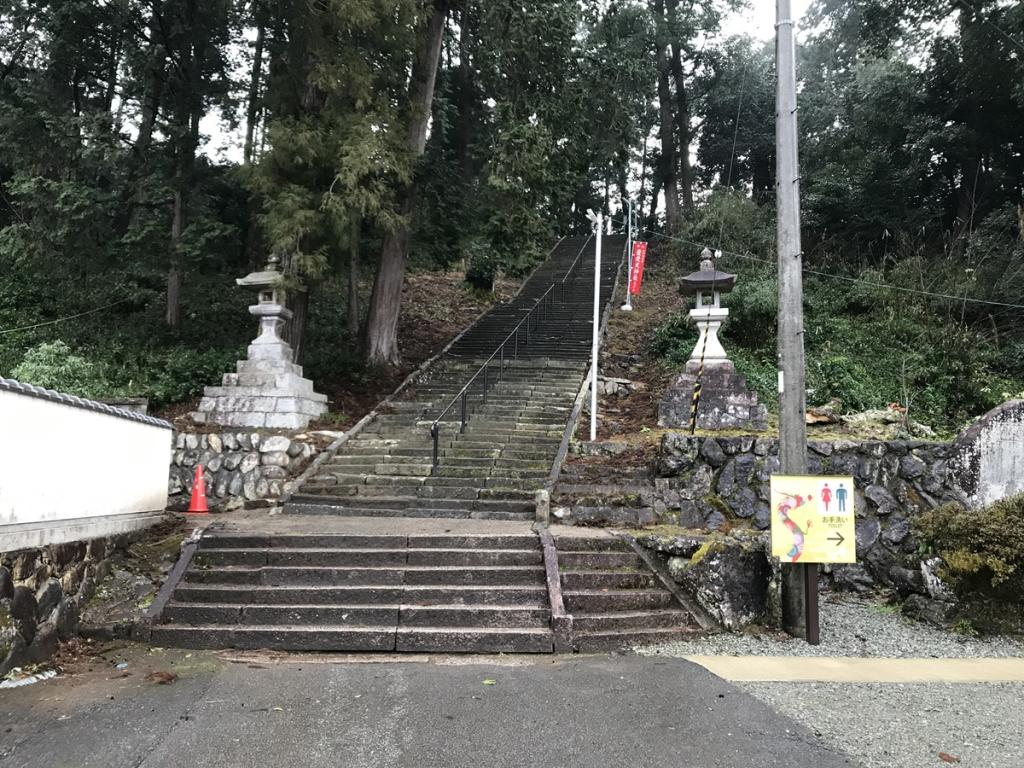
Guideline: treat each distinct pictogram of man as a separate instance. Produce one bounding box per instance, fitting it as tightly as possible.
[836,482,848,513]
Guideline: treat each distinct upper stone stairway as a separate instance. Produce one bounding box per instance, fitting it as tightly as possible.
[285,234,624,520]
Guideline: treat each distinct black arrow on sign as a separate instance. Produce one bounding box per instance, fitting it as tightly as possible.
[827,532,845,545]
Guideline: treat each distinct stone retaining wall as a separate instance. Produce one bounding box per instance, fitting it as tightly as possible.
[656,432,962,594]
[167,431,322,508]
[1,533,134,675]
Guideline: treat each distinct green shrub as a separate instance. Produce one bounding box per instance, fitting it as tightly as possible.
[11,340,114,398]
[913,494,1024,601]
[649,314,696,364]
[464,239,497,292]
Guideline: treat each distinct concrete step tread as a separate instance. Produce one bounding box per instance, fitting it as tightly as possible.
[166,601,549,612]
[563,588,670,596]
[199,547,541,556]
[190,563,544,575]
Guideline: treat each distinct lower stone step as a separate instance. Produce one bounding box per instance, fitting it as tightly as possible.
[161,603,399,626]
[572,627,703,653]
[571,610,691,632]
[284,500,532,521]
[150,624,398,651]
[399,604,550,628]
[175,583,549,606]
[394,626,554,653]
[562,589,674,612]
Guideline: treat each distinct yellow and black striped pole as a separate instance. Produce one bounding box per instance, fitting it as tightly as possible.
[687,250,717,435]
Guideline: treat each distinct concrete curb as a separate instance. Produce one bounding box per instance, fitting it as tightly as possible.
[686,655,1024,683]
[133,526,205,639]
[536,526,573,652]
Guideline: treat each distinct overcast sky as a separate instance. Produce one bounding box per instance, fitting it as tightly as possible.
[723,0,813,40]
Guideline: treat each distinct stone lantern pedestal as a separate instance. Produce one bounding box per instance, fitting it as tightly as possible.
[192,256,328,429]
[658,249,767,431]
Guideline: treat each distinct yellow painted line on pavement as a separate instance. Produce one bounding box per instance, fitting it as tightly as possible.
[685,655,1024,684]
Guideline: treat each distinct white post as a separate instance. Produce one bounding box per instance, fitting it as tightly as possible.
[591,213,603,442]
[622,199,634,311]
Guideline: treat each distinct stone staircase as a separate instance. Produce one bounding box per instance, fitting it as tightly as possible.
[152,233,709,653]
[152,529,555,653]
[553,531,704,651]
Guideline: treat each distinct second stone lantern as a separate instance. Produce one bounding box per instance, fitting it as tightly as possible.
[192,254,328,429]
[657,248,767,431]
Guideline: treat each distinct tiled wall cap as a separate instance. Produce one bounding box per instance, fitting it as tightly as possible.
[0,377,172,429]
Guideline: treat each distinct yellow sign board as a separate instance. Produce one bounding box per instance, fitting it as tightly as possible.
[770,475,856,564]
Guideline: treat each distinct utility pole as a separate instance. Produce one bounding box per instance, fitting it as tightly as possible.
[775,0,816,642]
[622,199,634,312]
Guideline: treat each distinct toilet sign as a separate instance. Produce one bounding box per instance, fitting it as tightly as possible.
[770,475,856,564]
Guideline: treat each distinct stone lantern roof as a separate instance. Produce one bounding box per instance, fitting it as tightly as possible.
[236,253,283,289]
[678,248,737,295]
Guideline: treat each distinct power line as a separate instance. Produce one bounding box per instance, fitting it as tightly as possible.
[631,224,1024,310]
[0,297,138,335]
[952,0,1024,56]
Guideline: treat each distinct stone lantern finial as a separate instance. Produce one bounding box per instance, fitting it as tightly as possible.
[700,247,715,272]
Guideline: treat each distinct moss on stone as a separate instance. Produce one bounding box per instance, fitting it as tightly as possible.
[687,539,726,567]
[702,494,731,517]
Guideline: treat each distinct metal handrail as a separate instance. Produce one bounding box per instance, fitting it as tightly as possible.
[558,234,594,301]
[429,283,557,469]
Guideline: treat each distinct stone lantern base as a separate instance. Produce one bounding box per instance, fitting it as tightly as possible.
[658,360,767,432]
[192,345,328,430]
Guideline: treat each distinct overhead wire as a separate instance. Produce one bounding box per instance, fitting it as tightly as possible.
[619,221,1024,311]
[952,0,1024,56]
[0,297,139,335]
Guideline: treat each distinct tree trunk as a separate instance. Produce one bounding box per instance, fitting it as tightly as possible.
[652,0,680,231]
[136,4,165,158]
[289,289,309,365]
[637,134,649,222]
[669,45,694,211]
[667,0,694,212]
[363,0,448,366]
[128,3,166,227]
[348,213,361,339]
[455,1,476,189]
[243,6,265,165]
[167,185,185,334]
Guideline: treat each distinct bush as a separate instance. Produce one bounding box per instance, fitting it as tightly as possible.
[463,239,497,292]
[11,340,114,398]
[913,494,1024,601]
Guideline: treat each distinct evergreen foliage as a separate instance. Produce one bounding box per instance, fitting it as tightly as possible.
[0,0,1021,424]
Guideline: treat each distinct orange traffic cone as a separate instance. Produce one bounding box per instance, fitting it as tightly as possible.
[187,464,209,514]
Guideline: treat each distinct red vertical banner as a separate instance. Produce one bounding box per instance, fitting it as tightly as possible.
[628,241,648,296]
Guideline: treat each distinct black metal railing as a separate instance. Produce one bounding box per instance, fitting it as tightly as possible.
[428,284,557,470]
[557,234,594,302]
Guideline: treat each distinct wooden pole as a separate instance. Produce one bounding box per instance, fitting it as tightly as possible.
[775,0,816,643]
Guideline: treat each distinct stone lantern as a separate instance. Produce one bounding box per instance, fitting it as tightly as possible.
[192,255,328,429]
[657,248,766,431]
[235,254,292,363]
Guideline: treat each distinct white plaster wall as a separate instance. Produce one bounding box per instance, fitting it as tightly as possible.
[974,419,1024,507]
[0,389,171,529]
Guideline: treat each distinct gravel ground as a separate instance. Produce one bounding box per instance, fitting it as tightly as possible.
[636,596,1024,768]
[739,681,1024,768]
[638,595,1024,658]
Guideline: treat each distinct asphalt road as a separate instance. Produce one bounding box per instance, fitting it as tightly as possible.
[1,650,858,768]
